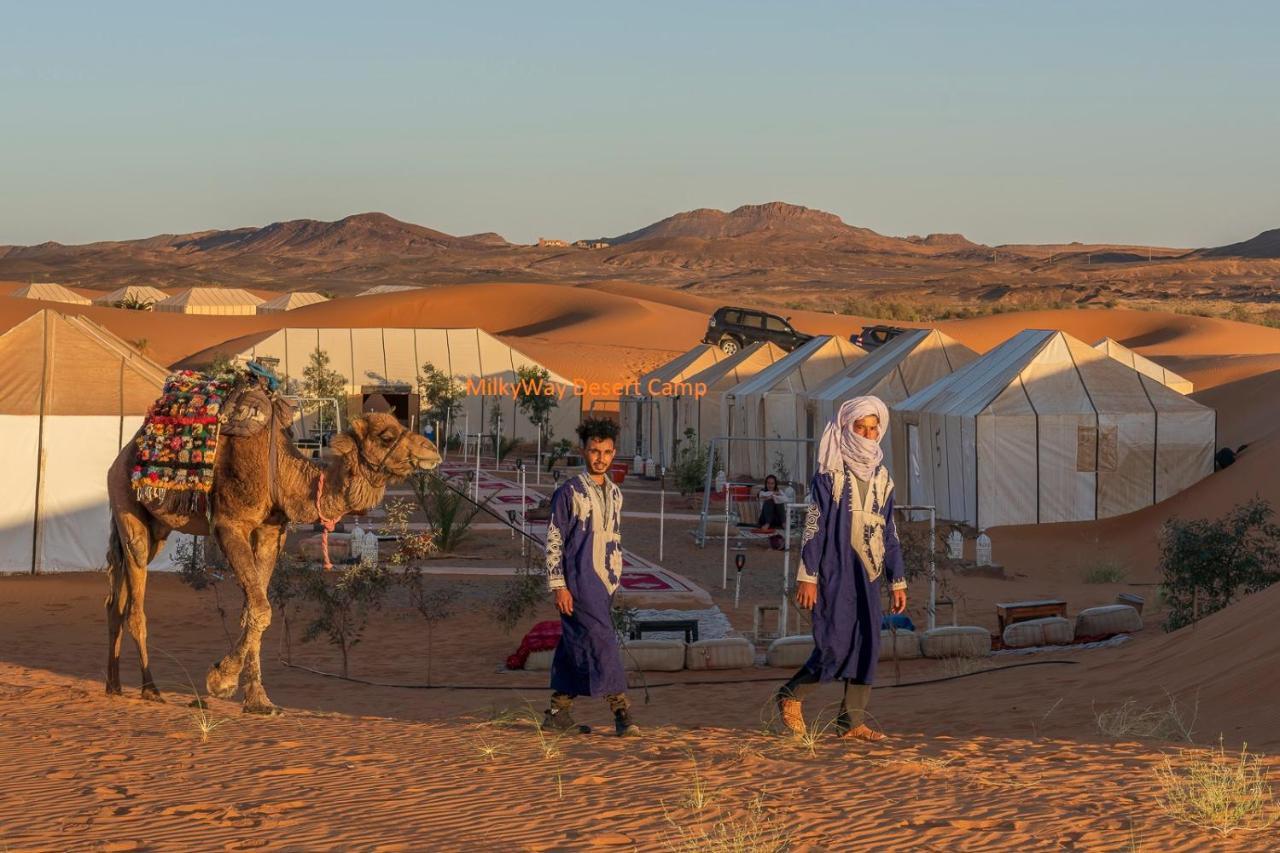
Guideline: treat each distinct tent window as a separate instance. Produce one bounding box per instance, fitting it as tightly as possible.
[1098,425,1118,472]
[1077,425,1097,472]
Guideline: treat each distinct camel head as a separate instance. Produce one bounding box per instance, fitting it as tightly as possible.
[330,413,441,483]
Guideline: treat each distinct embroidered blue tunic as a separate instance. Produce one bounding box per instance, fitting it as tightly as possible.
[796,464,906,685]
[545,472,627,697]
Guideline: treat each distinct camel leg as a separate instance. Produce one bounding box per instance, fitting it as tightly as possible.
[239,525,284,716]
[114,513,163,702]
[105,519,129,696]
[205,519,264,700]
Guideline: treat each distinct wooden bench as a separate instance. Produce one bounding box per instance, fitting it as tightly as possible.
[996,599,1068,632]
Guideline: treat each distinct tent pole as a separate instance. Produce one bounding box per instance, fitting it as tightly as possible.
[31,311,51,574]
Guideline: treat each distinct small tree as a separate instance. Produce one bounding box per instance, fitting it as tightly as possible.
[1158,498,1280,631]
[490,552,546,634]
[400,569,463,685]
[116,295,155,311]
[268,549,312,664]
[174,536,233,652]
[515,364,558,439]
[207,351,239,377]
[672,428,715,495]
[417,362,465,430]
[301,562,390,677]
[380,496,437,565]
[302,348,347,434]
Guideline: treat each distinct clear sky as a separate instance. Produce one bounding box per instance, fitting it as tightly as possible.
[2,1,1277,248]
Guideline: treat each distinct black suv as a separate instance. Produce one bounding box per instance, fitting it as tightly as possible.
[851,324,909,351]
[702,307,812,355]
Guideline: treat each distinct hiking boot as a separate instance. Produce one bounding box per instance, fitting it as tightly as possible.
[541,708,590,735]
[776,692,806,737]
[614,709,640,737]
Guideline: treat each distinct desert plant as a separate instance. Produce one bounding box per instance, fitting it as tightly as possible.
[300,561,390,677]
[1157,498,1280,631]
[672,751,716,813]
[1094,692,1198,742]
[410,473,488,554]
[770,450,791,485]
[663,793,791,853]
[401,568,463,686]
[515,364,558,439]
[545,437,573,472]
[268,548,312,664]
[301,347,347,434]
[1154,738,1277,836]
[174,536,233,651]
[380,496,437,565]
[496,435,520,463]
[417,361,465,426]
[116,295,155,310]
[1083,561,1129,584]
[490,552,546,634]
[673,428,714,495]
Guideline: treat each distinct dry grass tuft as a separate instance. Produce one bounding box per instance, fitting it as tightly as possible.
[664,794,791,853]
[935,654,989,679]
[187,698,232,743]
[1082,561,1128,584]
[1154,738,1277,836]
[1095,692,1197,742]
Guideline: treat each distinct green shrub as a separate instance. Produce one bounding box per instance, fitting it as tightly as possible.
[1157,498,1280,631]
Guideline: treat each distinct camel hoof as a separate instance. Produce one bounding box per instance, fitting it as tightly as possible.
[141,686,164,703]
[205,667,239,699]
[242,703,283,717]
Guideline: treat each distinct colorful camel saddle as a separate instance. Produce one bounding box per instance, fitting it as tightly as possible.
[133,364,292,512]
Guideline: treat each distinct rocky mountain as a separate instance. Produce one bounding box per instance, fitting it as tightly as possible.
[1200,227,1280,259]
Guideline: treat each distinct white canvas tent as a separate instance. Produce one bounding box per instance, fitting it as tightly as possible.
[11,283,91,305]
[92,286,170,308]
[722,335,865,482]
[213,327,581,443]
[0,311,174,572]
[891,329,1215,528]
[1094,337,1194,394]
[154,287,264,315]
[360,285,422,297]
[800,329,979,473]
[257,291,330,314]
[673,341,787,457]
[619,345,723,465]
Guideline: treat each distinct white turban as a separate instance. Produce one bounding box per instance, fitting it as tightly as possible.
[816,396,889,481]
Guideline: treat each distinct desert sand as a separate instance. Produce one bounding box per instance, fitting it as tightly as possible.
[2,280,1278,850]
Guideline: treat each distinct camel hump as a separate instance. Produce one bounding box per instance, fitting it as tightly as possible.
[221,387,295,437]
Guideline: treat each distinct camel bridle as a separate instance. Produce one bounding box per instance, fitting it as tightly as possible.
[310,425,412,570]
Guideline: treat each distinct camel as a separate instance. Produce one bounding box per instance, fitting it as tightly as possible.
[106,407,441,714]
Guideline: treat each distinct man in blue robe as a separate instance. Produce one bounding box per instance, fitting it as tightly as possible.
[541,418,639,737]
[776,396,907,742]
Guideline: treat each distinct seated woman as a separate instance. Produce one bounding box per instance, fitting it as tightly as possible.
[755,474,789,531]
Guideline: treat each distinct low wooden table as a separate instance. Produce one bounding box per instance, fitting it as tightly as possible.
[996,599,1068,632]
[629,619,700,643]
